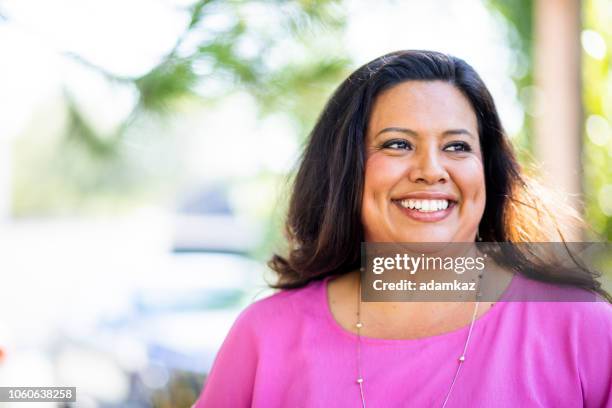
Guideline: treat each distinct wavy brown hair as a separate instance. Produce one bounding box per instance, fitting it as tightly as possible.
[268,50,610,301]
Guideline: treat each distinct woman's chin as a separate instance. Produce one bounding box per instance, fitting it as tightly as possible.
[400,238,452,244]
[367,236,454,244]
[392,232,458,243]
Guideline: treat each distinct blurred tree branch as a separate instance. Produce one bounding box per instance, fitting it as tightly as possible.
[11,0,351,216]
[62,0,349,157]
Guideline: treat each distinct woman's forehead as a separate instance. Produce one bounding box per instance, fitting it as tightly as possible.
[367,81,478,137]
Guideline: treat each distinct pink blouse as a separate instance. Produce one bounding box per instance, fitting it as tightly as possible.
[195,273,612,407]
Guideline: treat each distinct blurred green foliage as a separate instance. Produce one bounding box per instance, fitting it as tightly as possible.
[11,0,351,217]
[582,0,612,240]
[485,0,534,161]
[487,0,612,240]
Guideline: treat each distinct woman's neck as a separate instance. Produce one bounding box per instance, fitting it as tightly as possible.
[327,269,506,340]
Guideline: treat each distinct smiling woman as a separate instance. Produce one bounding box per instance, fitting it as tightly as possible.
[362,81,485,242]
[194,50,612,408]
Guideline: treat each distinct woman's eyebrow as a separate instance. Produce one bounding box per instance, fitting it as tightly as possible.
[442,128,476,139]
[374,127,475,139]
[375,127,418,138]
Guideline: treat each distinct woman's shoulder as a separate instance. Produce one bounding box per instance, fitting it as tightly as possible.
[509,273,612,332]
[232,277,329,331]
[492,276,612,407]
[506,272,606,302]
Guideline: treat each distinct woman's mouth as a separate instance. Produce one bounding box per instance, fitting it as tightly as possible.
[392,198,457,222]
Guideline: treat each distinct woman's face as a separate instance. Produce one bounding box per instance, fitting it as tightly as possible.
[362,80,486,243]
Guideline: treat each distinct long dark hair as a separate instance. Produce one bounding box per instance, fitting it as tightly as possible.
[268,50,610,301]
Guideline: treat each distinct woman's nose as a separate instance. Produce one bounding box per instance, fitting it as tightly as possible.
[407,147,449,185]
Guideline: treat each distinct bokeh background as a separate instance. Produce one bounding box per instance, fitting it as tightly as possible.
[0,0,610,407]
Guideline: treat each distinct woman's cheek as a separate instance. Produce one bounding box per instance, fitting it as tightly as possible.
[451,159,486,211]
[365,154,408,186]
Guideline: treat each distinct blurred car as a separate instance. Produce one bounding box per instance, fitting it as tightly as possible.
[115,251,269,373]
[49,187,272,406]
[51,251,272,407]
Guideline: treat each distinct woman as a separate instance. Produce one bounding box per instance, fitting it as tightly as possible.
[194,50,612,407]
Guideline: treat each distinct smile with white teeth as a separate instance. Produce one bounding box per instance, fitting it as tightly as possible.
[397,199,451,212]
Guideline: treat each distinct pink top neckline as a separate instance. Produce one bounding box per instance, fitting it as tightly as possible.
[319,273,516,345]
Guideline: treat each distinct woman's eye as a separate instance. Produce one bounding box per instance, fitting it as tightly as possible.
[383,140,412,150]
[444,142,472,152]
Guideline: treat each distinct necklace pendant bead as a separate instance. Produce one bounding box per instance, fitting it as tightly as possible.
[356,322,363,328]
[356,378,364,384]
[458,355,465,362]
